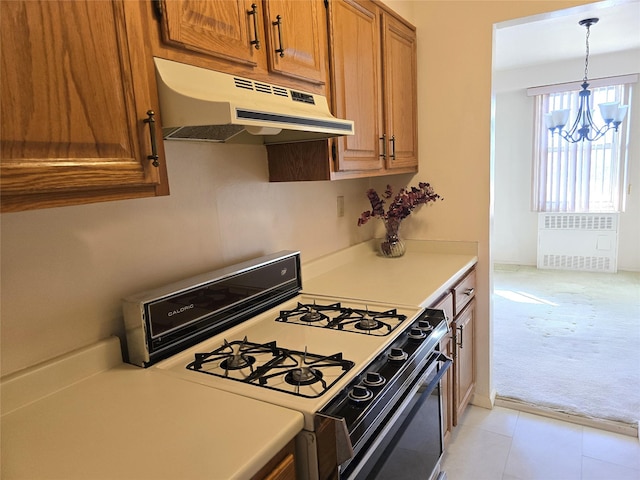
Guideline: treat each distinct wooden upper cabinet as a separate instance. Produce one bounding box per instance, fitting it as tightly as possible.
[155,0,326,86]
[159,0,260,66]
[267,0,417,182]
[329,0,384,173]
[263,0,326,84]
[0,0,168,213]
[382,13,417,170]
[328,0,417,178]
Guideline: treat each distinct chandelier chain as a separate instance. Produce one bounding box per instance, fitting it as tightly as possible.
[583,23,590,83]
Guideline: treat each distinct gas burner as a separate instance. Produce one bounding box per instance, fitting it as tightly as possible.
[187,339,354,398]
[189,337,278,378]
[301,309,324,322]
[219,339,258,370]
[258,349,352,397]
[331,308,407,336]
[285,366,323,386]
[355,315,383,331]
[277,302,344,325]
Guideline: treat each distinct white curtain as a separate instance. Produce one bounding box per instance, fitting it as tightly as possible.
[531,83,632,213]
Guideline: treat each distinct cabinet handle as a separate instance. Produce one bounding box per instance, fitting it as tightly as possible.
[143,110,160,167]
[464,288,475,297]
[273,15,285,57]
[390,135,396,160]
[379,134,387,160]
[247,4,260,50]
[457,325,464,349]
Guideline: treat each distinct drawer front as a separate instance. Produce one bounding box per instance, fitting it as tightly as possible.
[432,292,454,325]
[454,269,476,315]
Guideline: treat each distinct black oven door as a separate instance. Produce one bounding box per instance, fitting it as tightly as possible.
[345,353,451,480]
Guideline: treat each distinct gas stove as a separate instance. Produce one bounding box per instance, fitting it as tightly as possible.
[123,251,450,480]
[147,292,422,429]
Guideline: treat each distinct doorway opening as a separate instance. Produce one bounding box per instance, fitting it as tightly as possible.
[490,1,640,435]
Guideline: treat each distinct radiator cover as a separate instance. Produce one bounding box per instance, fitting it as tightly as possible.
[537,213,619,273]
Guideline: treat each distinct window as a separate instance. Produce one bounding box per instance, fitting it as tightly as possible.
[529,76,634,213]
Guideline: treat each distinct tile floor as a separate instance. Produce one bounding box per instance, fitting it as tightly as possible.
[440,405,640,480]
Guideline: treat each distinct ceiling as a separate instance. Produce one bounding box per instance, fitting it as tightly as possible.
[494,0,640,71]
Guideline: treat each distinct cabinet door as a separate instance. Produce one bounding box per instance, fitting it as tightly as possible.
[1,0,168,212]
[262,453,295,480]
[264,0,326,84]
[158,0,261,67]
[382,13,417,170]
[454,300,476,425]
[329,0,384,173]
[250,439,296,480]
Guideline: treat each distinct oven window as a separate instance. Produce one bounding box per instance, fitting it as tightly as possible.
[370,384,443,478]
[349,379,444,480]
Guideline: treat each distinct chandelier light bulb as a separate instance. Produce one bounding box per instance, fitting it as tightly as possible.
[545,17,629,143]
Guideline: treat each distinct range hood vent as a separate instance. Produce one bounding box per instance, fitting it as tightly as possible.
[154,58,354,145]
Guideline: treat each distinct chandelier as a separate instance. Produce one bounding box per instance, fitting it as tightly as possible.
[544,18,629,143]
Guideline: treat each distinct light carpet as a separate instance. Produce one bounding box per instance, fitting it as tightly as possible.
[493,265,640,427]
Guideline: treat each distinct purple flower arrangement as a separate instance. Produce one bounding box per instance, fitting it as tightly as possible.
[357,182,442,229]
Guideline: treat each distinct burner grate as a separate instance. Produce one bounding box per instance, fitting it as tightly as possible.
[277,302,407,336]
[187,338,354,398]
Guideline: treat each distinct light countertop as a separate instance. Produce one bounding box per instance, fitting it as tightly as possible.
[302,239,478,307]
[2,240,477,479]
[1,337,304,480]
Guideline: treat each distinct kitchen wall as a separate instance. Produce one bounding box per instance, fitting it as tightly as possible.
[493,49,640,270]
[0,0,596,412]
[408,0,598,408]
[0,142,383,376]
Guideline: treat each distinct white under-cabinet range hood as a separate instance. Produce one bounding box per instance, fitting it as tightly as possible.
[153,58,354,145]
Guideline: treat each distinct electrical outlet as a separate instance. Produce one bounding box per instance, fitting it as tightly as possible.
[337,196,344,217]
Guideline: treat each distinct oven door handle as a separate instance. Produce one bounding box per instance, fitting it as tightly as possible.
[422,352,453,396]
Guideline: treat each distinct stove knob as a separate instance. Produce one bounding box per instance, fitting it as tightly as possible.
[388,348,408,362]
[408,327,427,340]
[418,320,433,332]
[363,371,386,387]
[348,385,373,402]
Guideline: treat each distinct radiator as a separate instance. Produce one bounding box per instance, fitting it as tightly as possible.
[537,213,619,273]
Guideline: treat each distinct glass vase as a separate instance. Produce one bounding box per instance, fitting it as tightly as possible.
[379,219,406,258]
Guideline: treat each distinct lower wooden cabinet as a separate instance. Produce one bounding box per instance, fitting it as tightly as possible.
[453,299,476,425]
[252,438,297,480]
[431,266,476,445]
[263,452,296,480]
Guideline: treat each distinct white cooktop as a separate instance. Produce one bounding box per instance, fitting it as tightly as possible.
[153,293,422,430]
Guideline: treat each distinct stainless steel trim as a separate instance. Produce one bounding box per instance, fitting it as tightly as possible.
[124,250,299,305]
[122,250,300,367]
[315,413,355,466]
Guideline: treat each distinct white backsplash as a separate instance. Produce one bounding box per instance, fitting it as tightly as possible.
[0,141,372,376]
